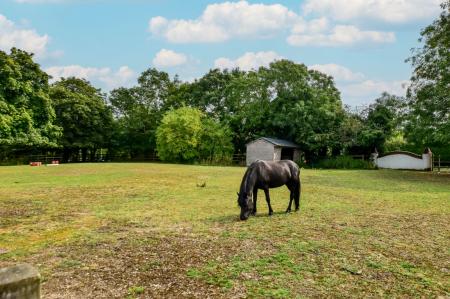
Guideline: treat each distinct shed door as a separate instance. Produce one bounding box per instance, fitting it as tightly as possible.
[281,148,294,160]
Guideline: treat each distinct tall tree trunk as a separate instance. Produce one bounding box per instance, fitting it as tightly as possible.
[63,148,71,163]
[90,148,97,162]
[81,148,87,162]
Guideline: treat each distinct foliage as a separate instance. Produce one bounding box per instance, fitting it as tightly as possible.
[185,61,345,157]
[315,156,375,169]
[174,68,247,121]
[260,60,344,157]
[156,107,204,162]
[156,107,233,162]
[109,68,176,158]
[3,36,448,164]
[384,131,408,151]
[405,1,450,151]
[0,48,61,148]
[341,93,407,155]
[50,77,113,161]
[198,117,234,163]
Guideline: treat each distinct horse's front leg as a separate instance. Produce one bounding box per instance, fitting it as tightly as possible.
[252,187,258,216]
[264,188,273,216]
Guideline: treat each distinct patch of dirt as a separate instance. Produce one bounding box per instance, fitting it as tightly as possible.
[0,207,42,218]
[35,232,248,298]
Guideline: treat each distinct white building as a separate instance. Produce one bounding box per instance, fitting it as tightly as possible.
[373,148,433,170]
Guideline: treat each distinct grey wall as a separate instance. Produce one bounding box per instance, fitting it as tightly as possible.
[246,139,275,166]
[273,147,282,161]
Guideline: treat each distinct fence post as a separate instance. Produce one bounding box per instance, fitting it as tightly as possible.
[0,264,40,299]
[438,155,441,174]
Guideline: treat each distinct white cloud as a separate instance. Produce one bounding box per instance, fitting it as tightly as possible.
[100,66,136,89]
[0,14,50,57]
[309,63,365,82]
[214,51,283,71]
[291,17,330,34]
[341,79,409,100]
[308,63,408,105]
[288,24,395,47]
[152,49,187,68]
[302,0,441,23]
[46,65,136,90]
[149,1,298,43]
[147,1,409,48]
[149,16,169,35]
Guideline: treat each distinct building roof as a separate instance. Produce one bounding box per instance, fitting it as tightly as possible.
[248,137,300,148]
[377,150,422,159]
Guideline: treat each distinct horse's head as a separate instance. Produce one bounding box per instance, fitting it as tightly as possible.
[237,192,253,221]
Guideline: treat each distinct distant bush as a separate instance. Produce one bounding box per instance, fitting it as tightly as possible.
[156,107,233,163]
[315,156,375,169]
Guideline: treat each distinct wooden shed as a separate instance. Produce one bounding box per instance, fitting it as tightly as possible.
[246,137,301,166]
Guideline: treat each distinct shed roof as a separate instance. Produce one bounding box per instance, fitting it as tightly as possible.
[248,137,300,148]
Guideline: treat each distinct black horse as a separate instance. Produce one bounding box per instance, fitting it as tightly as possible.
[237,160,301,221]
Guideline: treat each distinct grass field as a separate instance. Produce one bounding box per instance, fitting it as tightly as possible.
[0,163,449,298]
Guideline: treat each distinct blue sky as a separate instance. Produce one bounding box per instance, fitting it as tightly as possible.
[0,0,442,106]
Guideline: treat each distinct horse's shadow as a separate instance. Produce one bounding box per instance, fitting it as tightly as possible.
[206,214,238,224]
[206,210,293,224]
[254,210,289,217]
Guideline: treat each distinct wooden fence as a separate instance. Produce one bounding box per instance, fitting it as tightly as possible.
[231,154,246,166]
[434,155,450,173]
[26,153,247,166]
[28,155,62,164]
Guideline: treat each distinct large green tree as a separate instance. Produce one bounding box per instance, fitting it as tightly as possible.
[261,60,344,157]
[405,1,450,151]
[175,68,247,120]
[50,77,113,162]
[214,60,344,158]
[156,107,233,162]
[109,68,177,158]
[360,93,406,153]
[338,93,406,155]
[183,61,345,158]
[0,48,60,151]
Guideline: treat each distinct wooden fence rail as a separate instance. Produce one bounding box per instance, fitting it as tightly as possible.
[25,154,247,166]
[434,155,450,173]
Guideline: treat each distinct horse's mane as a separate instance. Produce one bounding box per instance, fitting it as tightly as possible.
[238,161,259,206]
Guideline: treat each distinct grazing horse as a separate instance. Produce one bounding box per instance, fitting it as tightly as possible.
[237,160,301,221]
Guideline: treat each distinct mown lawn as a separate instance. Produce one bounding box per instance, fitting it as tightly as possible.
[0,163,449,298]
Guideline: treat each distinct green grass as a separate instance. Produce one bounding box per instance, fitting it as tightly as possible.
[0,163,449,298]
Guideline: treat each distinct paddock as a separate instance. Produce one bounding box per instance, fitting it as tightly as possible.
[0,164,449,298]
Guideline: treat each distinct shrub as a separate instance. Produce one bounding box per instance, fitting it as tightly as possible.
[316,156,375,169]
[156,107,233,163]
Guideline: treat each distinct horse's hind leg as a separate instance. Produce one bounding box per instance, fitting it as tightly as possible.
[295,180,301,211]
[263,188,273,216]
[286,183,294,213]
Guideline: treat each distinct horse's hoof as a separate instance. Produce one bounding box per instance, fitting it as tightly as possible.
[268,211,273,216]
[251,211,257,216]
[295,208,300,212]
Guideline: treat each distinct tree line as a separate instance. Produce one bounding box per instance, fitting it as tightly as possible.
[1,2,448,164]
